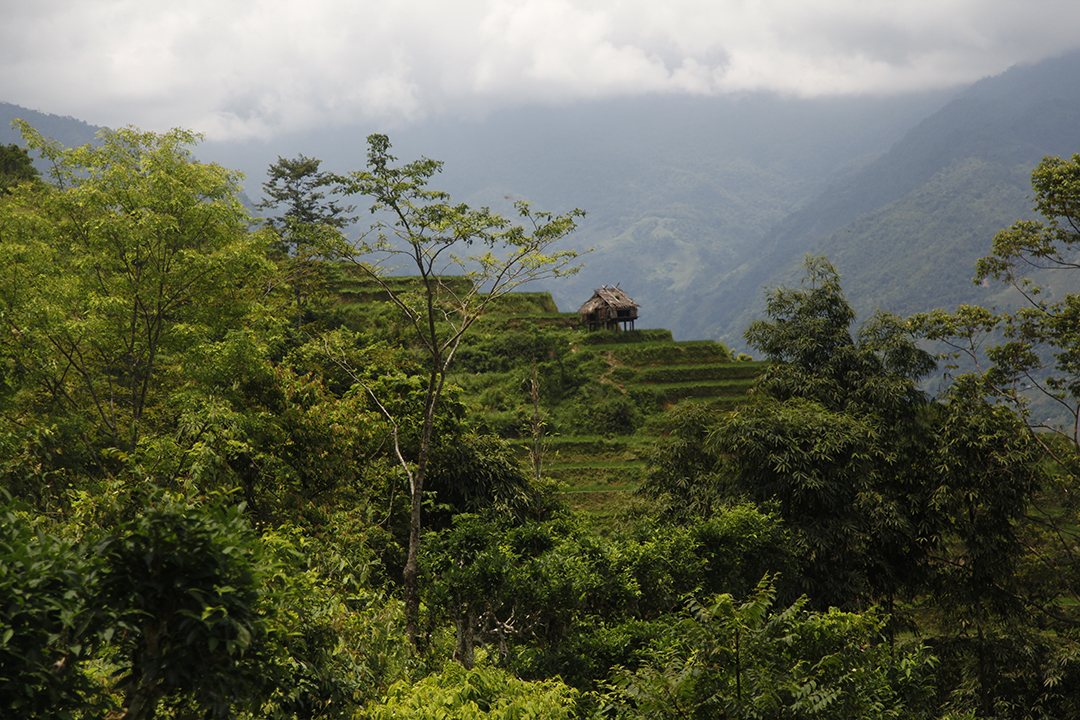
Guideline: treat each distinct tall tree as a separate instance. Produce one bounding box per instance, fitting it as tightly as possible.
[665,257,939,608]
[644,257,1039,617]
[256,154,355,253]
[911,153,1080,628]
[0,143,39,194]
[329,134,585,646]
[911,153,1080,466]
[256,154,357,329]
[0,122,278,491]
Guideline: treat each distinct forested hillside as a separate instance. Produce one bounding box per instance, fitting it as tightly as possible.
[5,52,1080,718]
[702,51,1080,348]
[5,116,1080,719]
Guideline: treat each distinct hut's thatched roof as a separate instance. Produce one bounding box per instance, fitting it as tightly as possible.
[577,286,639,314]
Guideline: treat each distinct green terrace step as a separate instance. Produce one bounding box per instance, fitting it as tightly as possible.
[564,490,639,516]
[325,267,474,292]
[607,362,762,384]
[473,313,580,330]
[335,293,567,315]
[327,268,563,315]
[545,462,643,491]
[479,292,560,314]
[575,329,675,345]
[639,381,755,401]
[506,437,647,464]
[319,271,769,520]
[593,341,733,366]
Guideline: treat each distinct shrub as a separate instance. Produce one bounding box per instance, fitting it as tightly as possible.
[0,504,101,718]
[590,396,642,435]
[370,661,579,720]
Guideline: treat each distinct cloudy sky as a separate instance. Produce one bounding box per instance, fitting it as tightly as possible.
[4,0,1080,141]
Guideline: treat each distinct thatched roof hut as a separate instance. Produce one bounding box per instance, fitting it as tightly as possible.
[577,285,640,331]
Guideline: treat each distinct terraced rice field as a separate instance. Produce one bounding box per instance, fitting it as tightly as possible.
[323,265,766,514]
[542,346,766,510]
[487,323,766,512]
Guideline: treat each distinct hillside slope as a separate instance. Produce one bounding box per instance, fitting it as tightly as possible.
[8,50,1076,351]
[700,51,1080,349]
[319,265,763,513]
[0,102,99,148]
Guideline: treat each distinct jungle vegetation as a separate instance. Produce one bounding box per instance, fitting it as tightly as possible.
[2,121,1080,720]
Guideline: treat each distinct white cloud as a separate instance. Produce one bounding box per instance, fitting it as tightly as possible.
[2,0,1079,140]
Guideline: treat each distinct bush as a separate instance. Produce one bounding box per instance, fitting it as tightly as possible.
[590,395,642,435]
[515,618,665,693]
[611,578,939,720]
[0,504,101,718]
[370,662,579,720]
[94,494,271,719]
[0,491,277,720]
[627,386,667,414]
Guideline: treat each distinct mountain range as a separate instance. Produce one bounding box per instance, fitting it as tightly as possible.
[4,50,1079,351]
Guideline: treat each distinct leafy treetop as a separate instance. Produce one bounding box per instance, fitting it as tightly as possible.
[256,154,355,253]
[330,133,586,648]
[0,142,39,194]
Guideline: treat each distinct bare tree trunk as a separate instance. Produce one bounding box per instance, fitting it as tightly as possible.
[404,368,440,648]
[454,609,477,669]
[528,360,543,483]
[403,476,424,648]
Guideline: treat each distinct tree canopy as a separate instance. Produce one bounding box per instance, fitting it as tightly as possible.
[256,153,355,254]
[642,257,1041,623]
[329,133,585,646]
[0,123,285,500]
[0,143,39,194]
[6,126,1080,720]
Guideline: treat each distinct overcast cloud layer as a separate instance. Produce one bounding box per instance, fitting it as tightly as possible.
[4,0,1080,141]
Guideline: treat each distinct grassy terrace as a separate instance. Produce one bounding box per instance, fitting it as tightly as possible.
[322,267,765,514]
[464,299,763,512]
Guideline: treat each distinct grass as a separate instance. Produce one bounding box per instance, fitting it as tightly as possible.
[595,343,732,367]
[617,363,760,383]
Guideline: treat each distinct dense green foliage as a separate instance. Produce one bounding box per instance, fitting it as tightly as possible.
[5,120,1080,720]
[0,143,39,194]
[642,258,1042,624]
[256,154,356,255]
[1,490,272,720]
[640,245,1080,716]
[0,122,281,502]
[908,153,1080,716]
[0,500,100,718]
[612,577,940,720]
[94,493,270,720]
[372,662,579,720]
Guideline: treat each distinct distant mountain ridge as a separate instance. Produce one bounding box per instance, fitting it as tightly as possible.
[192,90,958,336]
[699,51,1080,349]
[1,91,950,342]
[5,53,1079,349]
[0,102,100,150]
